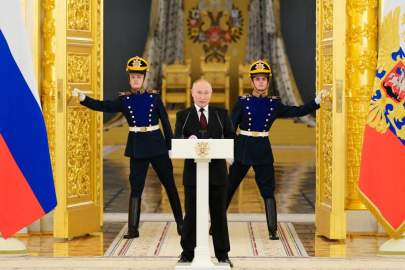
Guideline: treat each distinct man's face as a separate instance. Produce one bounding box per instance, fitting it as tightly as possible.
[192,81,212,108]
[251,75,269,95]
[129,73,145,90]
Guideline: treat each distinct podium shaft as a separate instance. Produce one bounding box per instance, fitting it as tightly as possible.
[191,159,214,267]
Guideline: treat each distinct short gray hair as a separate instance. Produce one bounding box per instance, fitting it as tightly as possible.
[191,78,212,91]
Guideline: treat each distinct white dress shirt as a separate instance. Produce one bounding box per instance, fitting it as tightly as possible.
[194,104,209,123]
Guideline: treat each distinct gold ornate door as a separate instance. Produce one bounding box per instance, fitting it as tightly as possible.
[315,0,347,240]
[42,0,104,239]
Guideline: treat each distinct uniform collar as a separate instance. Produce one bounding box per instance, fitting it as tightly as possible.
[131,88,145,95]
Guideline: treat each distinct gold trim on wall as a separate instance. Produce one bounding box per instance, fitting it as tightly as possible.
[41,0,57,175]
[345,0,378,210]
[315,0,347,240]
[42,0,103,239]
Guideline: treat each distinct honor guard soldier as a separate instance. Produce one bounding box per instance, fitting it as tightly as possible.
[72,56,183,239]
[226,60,327,240]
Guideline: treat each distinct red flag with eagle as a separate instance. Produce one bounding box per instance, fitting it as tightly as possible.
[359,1,405,239]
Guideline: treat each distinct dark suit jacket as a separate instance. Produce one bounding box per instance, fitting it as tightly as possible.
[174,106,235,186]
[80,93,172,159]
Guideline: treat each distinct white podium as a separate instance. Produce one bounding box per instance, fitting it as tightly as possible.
[171,139,233,270]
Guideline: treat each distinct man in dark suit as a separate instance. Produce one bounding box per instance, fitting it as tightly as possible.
[72,56,183,239]
[175,79,234,267]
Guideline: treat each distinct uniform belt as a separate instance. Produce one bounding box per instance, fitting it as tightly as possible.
[239,129,269,137]
[129,125,159,133]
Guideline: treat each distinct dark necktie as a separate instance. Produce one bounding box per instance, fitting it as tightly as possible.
[199,108,208,130]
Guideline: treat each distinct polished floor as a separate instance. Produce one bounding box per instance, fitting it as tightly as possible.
[14,143,392,258]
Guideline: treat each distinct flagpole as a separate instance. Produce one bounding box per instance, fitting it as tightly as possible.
[378,234,405,256]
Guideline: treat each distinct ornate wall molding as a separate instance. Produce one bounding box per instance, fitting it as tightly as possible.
[345,0,377,210]
[67,53,91,83]
[68,0,91,31]
[41,0,57,173]
[317,0,334,208]
[67,110,92,199]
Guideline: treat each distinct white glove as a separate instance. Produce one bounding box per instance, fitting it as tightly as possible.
[168,150,172,158]
[72,88,86,102]
[315,89,328,105]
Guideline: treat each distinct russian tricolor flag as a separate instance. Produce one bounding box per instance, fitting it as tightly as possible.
[0,1,57,238]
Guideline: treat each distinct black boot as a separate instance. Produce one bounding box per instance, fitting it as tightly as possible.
[167,189,183,235]
[124,196,141,239]
[264,197,279,240]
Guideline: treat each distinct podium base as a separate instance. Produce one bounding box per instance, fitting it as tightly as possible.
[175,262,231,270]
[0,238,27,255]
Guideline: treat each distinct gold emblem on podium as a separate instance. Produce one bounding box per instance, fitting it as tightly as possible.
[195,142,210,158]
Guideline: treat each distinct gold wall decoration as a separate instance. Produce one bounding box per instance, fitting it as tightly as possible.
[67,54,91,83]
[68,0,91,31]
[315,0,347,240]
[322,0,333,34]
[316,0,379,238]
[317,1,334,208]
[319,101,333,205]
[95,0,103,226]
[67,109,92,201]
[322,53,333,85]
[49,0,103,238]
[41,0,57,175]
[345,0,377,210]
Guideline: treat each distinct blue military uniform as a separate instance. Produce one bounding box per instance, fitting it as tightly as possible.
[82,90,172,158]
[226,59,320,240]
[232,95,319,165]
[79,56,183,239]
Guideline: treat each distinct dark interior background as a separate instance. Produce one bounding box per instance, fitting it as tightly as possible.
[103,1,316,122]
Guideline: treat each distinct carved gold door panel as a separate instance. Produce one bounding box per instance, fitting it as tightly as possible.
[315,0,346,240]
[51,0,103,238]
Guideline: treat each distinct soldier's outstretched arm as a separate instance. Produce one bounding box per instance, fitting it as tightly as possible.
[156,96,173,149]
[278,100,320,118]
[73,88,122,113]
[278,89,327,118]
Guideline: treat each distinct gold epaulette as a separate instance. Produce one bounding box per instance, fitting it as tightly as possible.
[240,94,251,99]
[269,96,280,99]
[146,89,160,94]
[118,90,132,96]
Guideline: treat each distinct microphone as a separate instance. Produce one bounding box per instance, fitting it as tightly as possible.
[215,111,224,138]
[181,111,191,138]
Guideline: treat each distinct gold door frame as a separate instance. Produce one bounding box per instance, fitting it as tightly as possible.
[316,0,378,240]
[316,0,347,240]
[41,0,104,239]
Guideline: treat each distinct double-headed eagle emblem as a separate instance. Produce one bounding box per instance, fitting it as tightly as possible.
[187,5,243,62]
[367,7,405,145]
